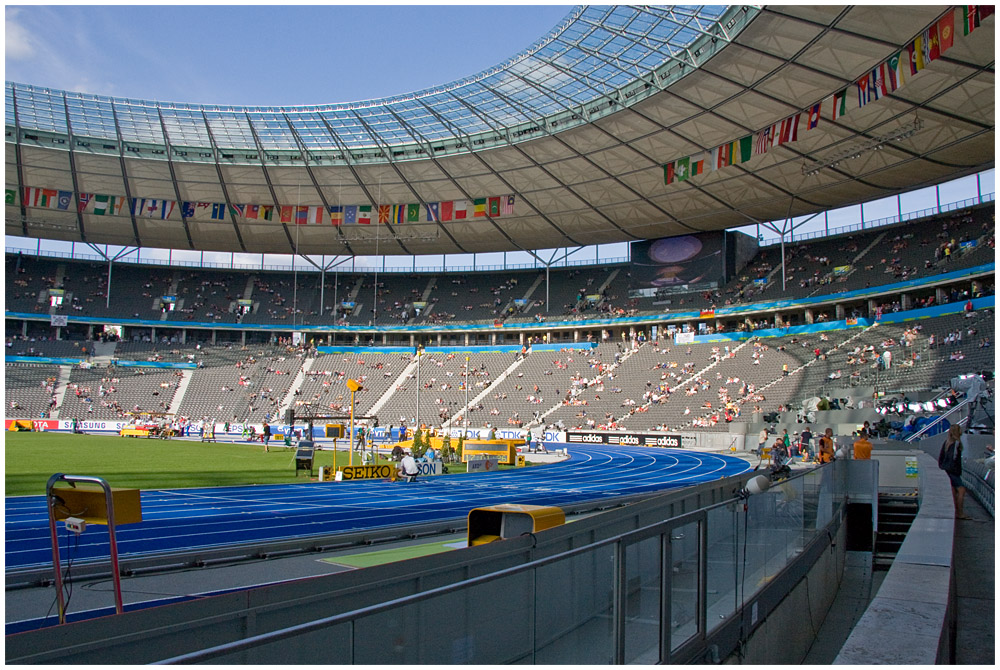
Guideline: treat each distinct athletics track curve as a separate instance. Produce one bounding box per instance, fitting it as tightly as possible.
[4,445,751,571]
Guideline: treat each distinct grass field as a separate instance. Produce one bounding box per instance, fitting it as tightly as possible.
[3,432,412,497]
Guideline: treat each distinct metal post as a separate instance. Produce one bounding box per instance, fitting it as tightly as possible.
[106,259,113,309]
[465,356,470,437]
[349,389,355,467]
[415,349,421,429]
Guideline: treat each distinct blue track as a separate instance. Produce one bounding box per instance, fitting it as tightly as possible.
[5,445,750,571]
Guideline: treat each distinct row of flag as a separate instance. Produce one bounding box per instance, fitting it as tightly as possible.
[6,187,517,225]
[664,6,992,185]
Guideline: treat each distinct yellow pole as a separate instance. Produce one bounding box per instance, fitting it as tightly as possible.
[346,378,361,468]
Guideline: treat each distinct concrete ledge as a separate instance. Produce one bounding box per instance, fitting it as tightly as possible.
[835,452,955,664]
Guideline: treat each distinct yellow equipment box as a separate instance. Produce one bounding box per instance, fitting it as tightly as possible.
[120,428,151,437]
[468,504,564,546]
[462,439,519,464]
[50,485,143,525]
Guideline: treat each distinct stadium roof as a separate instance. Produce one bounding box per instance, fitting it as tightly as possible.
[5,5,995,257]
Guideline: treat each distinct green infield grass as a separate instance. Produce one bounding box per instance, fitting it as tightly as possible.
[4,432,406,496]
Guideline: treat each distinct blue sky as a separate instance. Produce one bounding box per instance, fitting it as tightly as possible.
[5,3,573,105]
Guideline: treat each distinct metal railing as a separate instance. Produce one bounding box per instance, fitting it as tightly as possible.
[759,193,995,247]
[155,466,844,665]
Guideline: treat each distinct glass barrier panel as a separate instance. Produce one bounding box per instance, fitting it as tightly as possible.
[624,534,663,664]
[669,520,701,652]
[534,544,615,664]
[209,624,352,665]
[352,570,533,664]
[705,502,739,632]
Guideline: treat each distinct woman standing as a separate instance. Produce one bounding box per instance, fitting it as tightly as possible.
[938,425,970,519]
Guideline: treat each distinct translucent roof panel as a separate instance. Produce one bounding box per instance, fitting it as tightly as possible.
[7,5,733,155]
[65,93,118,140]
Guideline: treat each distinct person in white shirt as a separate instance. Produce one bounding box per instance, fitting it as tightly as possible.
[398,452,419,481]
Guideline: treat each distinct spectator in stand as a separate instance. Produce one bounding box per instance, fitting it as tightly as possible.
[852,429,872,460]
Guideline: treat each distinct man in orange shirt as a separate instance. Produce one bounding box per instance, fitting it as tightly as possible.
[853,429,872,460]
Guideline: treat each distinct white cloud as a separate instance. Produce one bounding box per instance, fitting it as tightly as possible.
[5,9,36,60]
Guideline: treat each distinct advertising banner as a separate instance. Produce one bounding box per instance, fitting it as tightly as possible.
[113,360,198,369]
[566,430,684,448]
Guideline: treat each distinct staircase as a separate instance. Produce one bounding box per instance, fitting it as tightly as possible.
[168,370,194,416]
[873,493,919,570]
[277,357,314,418]
[90,340,118,365]
[50,366,74,419]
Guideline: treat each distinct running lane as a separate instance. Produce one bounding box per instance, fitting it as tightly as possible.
[5,445,750,570]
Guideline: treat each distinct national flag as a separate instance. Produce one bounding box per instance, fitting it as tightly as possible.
[94,194,120,215]
[357,205,372,224]
[182,201,195,218]
[344,205,358,225]
[674,156,691,182]
[454,200,468,219]
[77,193,92,212]
[42,188,58,207]
[689,153,705,177]
[911,35,926,72]
[246,204,260,219]
[5,188,15,205]
[737,135,752,163]
[924,25,940,62]
[130,198,145,216]
[406,203,420,222]
[211,203,227,220]
[280,205,293,223]
[754,127,771,155]
[886,53,904,91]
[832,89,848,120]
[440,201,453,221]
[378,204,391,224]
[937,11,955,53]
[395,204,406,223]
[712,145,729,170]
[260,205,273,221]
[57,190,72,210]
[778,114,801,145]
[872,64,889,97]
[229,204,245,219]
[807,102,821,129]
[663,162,675,184]
[501,194,515,214]
[856,72,873,107]
[488,196,501,217]
[328,205,343,225]
[962,5,980,35]
[155,200,175,219]
[425,202,440,222]
[473,198,486,217]
[195,202,213,220]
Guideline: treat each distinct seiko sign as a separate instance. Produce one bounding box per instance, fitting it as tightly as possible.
[566,431,683,448]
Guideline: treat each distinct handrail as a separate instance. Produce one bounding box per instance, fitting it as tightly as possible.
[904,401,969,442]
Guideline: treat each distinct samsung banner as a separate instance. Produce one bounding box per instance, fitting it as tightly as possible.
[566,430,684,448]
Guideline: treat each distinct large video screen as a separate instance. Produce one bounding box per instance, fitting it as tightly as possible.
[629,232,725,291]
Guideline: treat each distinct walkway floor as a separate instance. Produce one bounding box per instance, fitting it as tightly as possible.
[953,494,995,665]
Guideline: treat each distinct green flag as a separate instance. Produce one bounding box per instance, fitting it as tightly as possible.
[5,189,14,205]
[406,203,420,222]
[675,156,691,182]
